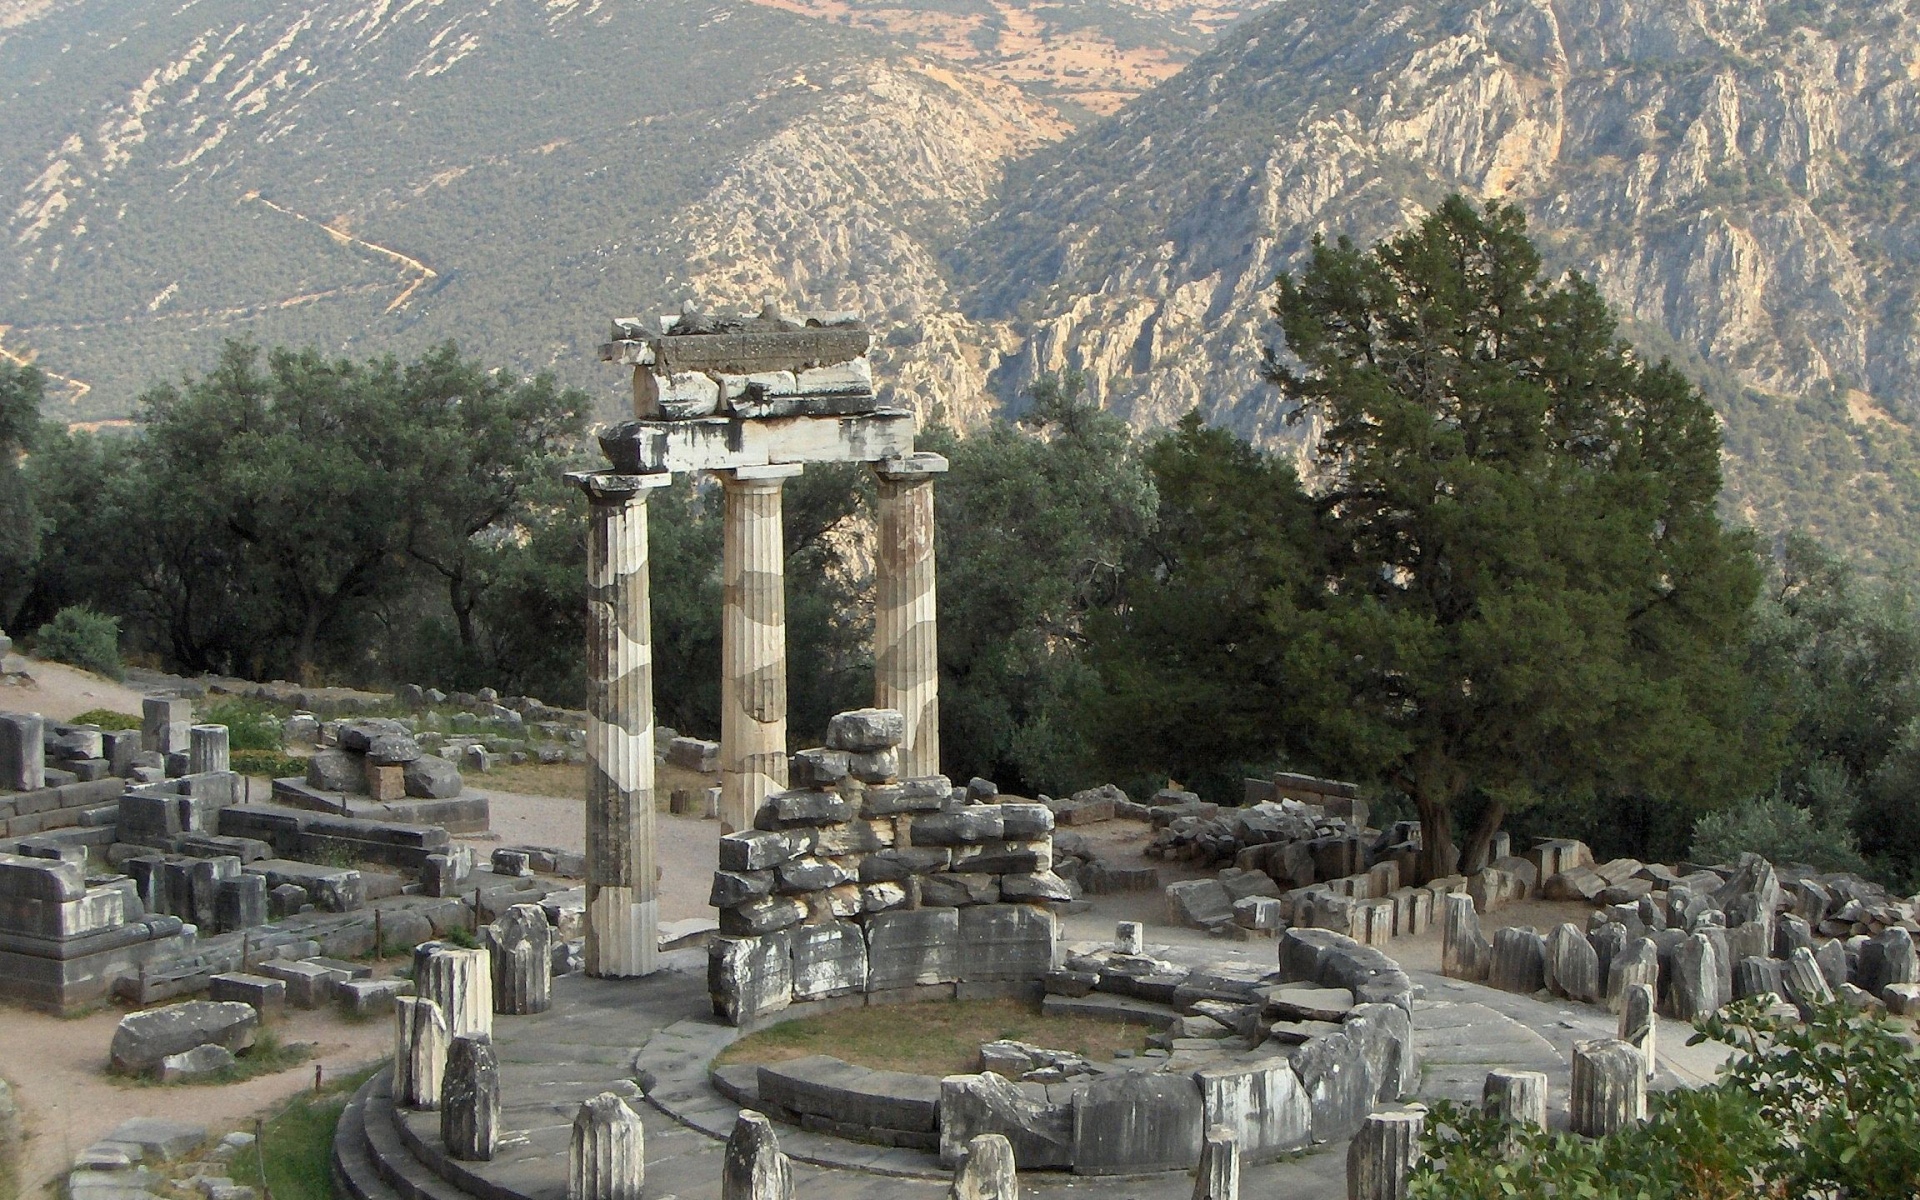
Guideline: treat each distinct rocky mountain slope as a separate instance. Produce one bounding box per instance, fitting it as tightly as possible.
[0,0,1092,427]
[962,0,1920,566]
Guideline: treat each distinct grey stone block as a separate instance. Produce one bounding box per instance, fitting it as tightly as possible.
[336,978,410,1017]
[208,973,285,1014]
[858,848,950,883]
[862,779,949,816]
[1070,1072,1204,1175]
[1489,927,1547,994]
[718,829,811,872]
[157,1043,237,1082]
[938,1071,1072,1169]
[1288,1029,1371,1144]
[825,708,905,752]
[403,754,462,799]
[214,875,267,933]
[909,808,1004,846]
[709,932,793,1025]
[304,749,363,793]
[789,921,866,1001]
[110,1001,258,1074]
[1194,1056,1310,1161]
[957,904,1057,982]
[866,908,960,990]
[255,960,337,1008]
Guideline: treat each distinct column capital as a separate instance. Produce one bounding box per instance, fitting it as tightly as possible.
[566,470,674,502]
[873,452,948,482]
[722,463,806,484]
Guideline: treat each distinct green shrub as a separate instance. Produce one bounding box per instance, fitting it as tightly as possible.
[1410,999,1920,1199]
[32,605,122,679]
[231,749,305,779]
[1691,790,1868,874]
[70,708,141,730]
[203,698,285,751]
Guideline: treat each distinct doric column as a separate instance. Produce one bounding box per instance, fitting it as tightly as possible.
[872,453,946,779]
[571,470,670,978]
[720,466,800,834]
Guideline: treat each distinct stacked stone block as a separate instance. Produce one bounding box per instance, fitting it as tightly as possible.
[708,713,1065,1024]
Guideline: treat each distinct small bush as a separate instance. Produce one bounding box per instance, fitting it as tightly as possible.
[32,605,122,679]
[70,708,141,730]
[231,749,305,779]
[203,698,285,751]
[1691,791,1867,874]
[442,925,480,950]
[1410,999,1920,1199]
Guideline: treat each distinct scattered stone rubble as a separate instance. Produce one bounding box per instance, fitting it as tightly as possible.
[1444,843,1920,1024]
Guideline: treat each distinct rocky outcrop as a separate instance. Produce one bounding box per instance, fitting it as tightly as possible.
[962,0,1920,562]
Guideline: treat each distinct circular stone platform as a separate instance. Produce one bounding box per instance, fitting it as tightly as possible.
[332,932,1697,1200]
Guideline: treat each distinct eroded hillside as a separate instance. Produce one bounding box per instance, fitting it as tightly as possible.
[961,0,1920,565]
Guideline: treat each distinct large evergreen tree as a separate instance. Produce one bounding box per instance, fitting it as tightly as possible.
[0,361,43,626]
[1265,196,1773,877]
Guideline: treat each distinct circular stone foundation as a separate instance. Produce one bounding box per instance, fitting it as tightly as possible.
[640,927,1419,1178]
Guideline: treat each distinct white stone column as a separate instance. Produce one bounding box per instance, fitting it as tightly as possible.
[720,466,799,834]
[569,1092,645,1200]
[190,724,230,774]
[1570,1039,1646,1137]
[1346,1109,1424,1200]
[415,944,493,1040]
[572,471,670,978]
[394,996,449,1111]
[872,453,946,780]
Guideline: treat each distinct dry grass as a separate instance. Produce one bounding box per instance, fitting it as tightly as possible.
[714,998,1150,1076]
[475,761,714,804]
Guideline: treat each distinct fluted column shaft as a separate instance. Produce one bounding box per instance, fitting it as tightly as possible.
[720,467,798,834]
[575,471,669,978]
[872,453,946,780]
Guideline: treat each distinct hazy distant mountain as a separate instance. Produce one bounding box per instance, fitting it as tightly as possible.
[7,0,1920,567]
[0,0,1086,426]
[961,0,1920,568]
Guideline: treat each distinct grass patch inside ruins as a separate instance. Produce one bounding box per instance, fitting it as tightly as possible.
[228,1063,379,1200]
[714,998,1150,1077]
[69,708,142,730]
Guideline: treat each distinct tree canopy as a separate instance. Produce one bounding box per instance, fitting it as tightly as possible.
[1259,197,1772,876]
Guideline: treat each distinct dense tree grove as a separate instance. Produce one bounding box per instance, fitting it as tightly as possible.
[7,202,1920,888]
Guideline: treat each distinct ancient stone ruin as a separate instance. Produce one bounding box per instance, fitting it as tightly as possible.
[573,305,947,979]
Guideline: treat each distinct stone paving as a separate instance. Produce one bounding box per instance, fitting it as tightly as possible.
[335,914,1739,1200]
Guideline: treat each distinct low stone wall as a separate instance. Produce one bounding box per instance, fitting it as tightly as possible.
[728,928,1421,1175]
[219,802,454,872]
[707,778,1068,1025]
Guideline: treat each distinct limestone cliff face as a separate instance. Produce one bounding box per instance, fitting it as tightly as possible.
[963,0,1920,468]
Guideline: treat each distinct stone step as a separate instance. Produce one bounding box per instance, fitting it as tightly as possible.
[360,1070,478,1200]
[332,1075,403,1200]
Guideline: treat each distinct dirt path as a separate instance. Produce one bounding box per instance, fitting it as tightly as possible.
[461,787,721,923]
[1,1003,391,1197]
[0,655,155,722]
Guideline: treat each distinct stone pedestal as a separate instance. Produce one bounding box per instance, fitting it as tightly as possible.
[1481,1069,1546,1152]
[1441,894,1488,981]
[873,453,946,779]
[0,712,44,792]
[415,944,493,1040]
[568,1092,644,1200]
[487,903,554,1015]
[572,471,670,978]
[1192,1125,1238,1200]
[189,724,230,775]
[1618,982,1657,1080]
[1116,921,1145,955]
[952,1132,1018,1200]
[1346,1109,1423,1200]
[720,467,798,834]
[142,697,191,756]
[394,996,449,1110]
[1570,1039,1644,1137]
[441,1033,500,1161]
[721,1110,793,1200]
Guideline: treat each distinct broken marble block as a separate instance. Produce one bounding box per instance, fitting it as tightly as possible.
[110,1000,259,1075]
[709,932,793,1025]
